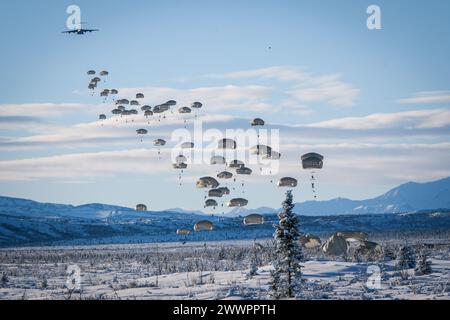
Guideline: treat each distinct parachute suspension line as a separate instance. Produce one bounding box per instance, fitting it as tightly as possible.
[310,171,317,199]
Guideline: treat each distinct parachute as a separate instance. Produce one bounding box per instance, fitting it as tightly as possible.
[173,162,188,169]
[236,166,252,193]
[143,108,153,123]
[250,145,272,157]
[208,188,226,198]
[204,199,218,208]
[172,162,187,170]
[178,107,191,114]
[100,89,109,99]
[181,142,194,149]
[243,214,265,225]
[136,93,145,99]
[300,234,321,249]
[217,171,233,179]
[218,138,237,149]
[335,231,368,242]
[110,89,119,95]
[178,107,192,128]
[116,99,130,105]
[191,102,202,118]
[87,70,96,75]
[121,110,132,122]
[176,228,191,235]
[166,100,177,106]
[262,150,281,160]
[228,160,244,168]
[322,234,348,256]
[175,155,187,164]
[216,187,230,195]
[136,204,147,211]
[191,102,203,109]
[136,129,148,142]
[117,106,126,111]
[153,139,167,146]
[194,220,214,232]
[173,158,188,185]
[357,240,383,257]
[228,198,248,207]
[130,100,140,106]
[301,153,324,169]
[111,109,122,116]
[196,177,220,189]
[99,70,109,77]
[236,167,252,175]
[251,118,265,126]
[153,139,167,158]
[210,155,226,165]
[277,177,298,187]
[301,152,324,199]
[98,114,106,120]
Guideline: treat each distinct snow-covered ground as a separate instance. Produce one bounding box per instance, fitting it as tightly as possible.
[0,240,449,300]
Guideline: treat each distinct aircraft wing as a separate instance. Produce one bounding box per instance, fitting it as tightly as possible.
[61,30,77,34]
[84,29,99,32]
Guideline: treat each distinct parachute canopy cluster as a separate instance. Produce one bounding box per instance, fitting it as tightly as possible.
[84,69,330,241]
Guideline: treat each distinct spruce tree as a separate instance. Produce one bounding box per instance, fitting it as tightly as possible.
[415,250,432,275]
[270,190,303,298]
[396,245,417,270]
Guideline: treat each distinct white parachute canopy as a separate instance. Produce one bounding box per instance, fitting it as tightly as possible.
[194,220,214,232]
[228,198,248,207]
[218,138,237,149]
[210,155,226,165]
[217,171,233,179]
[135,204,147,211]
[196,176,220,189]
[243,214,265,225]
[300,234,321,249]
[176,228,191,235]
[181,142,194,149]
[204,199,218,208]
[278,177,298,187]
[322,234,348,256]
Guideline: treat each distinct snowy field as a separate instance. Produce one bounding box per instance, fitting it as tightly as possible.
[0,239,449,300]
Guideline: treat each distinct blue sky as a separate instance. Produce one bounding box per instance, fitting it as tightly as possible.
[0,0,449,211]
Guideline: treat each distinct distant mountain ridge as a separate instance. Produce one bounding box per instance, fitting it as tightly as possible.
[0,177,449,219]
[0,177,450,247]
[227,177,450,216]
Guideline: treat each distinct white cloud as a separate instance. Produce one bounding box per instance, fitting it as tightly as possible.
[204,66,360,107]
[288,74,360,107]
[205,66,309,82]
[0,103,100,118]
[306,108,450,130]
[117,85,272,113]
[397,91,450,104]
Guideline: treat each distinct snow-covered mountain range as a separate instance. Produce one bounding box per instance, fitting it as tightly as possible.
[228,177,450,216]
[0,177,449,247]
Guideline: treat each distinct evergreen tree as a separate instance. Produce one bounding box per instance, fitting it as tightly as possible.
[269,190,303,298]
[396,245,417,270]
[415,250,432,275]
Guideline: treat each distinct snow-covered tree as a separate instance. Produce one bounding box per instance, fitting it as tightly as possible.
[247,244,259,278]
[396,245,417,270]
[270,190,303,298]
[415,250,432,275]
